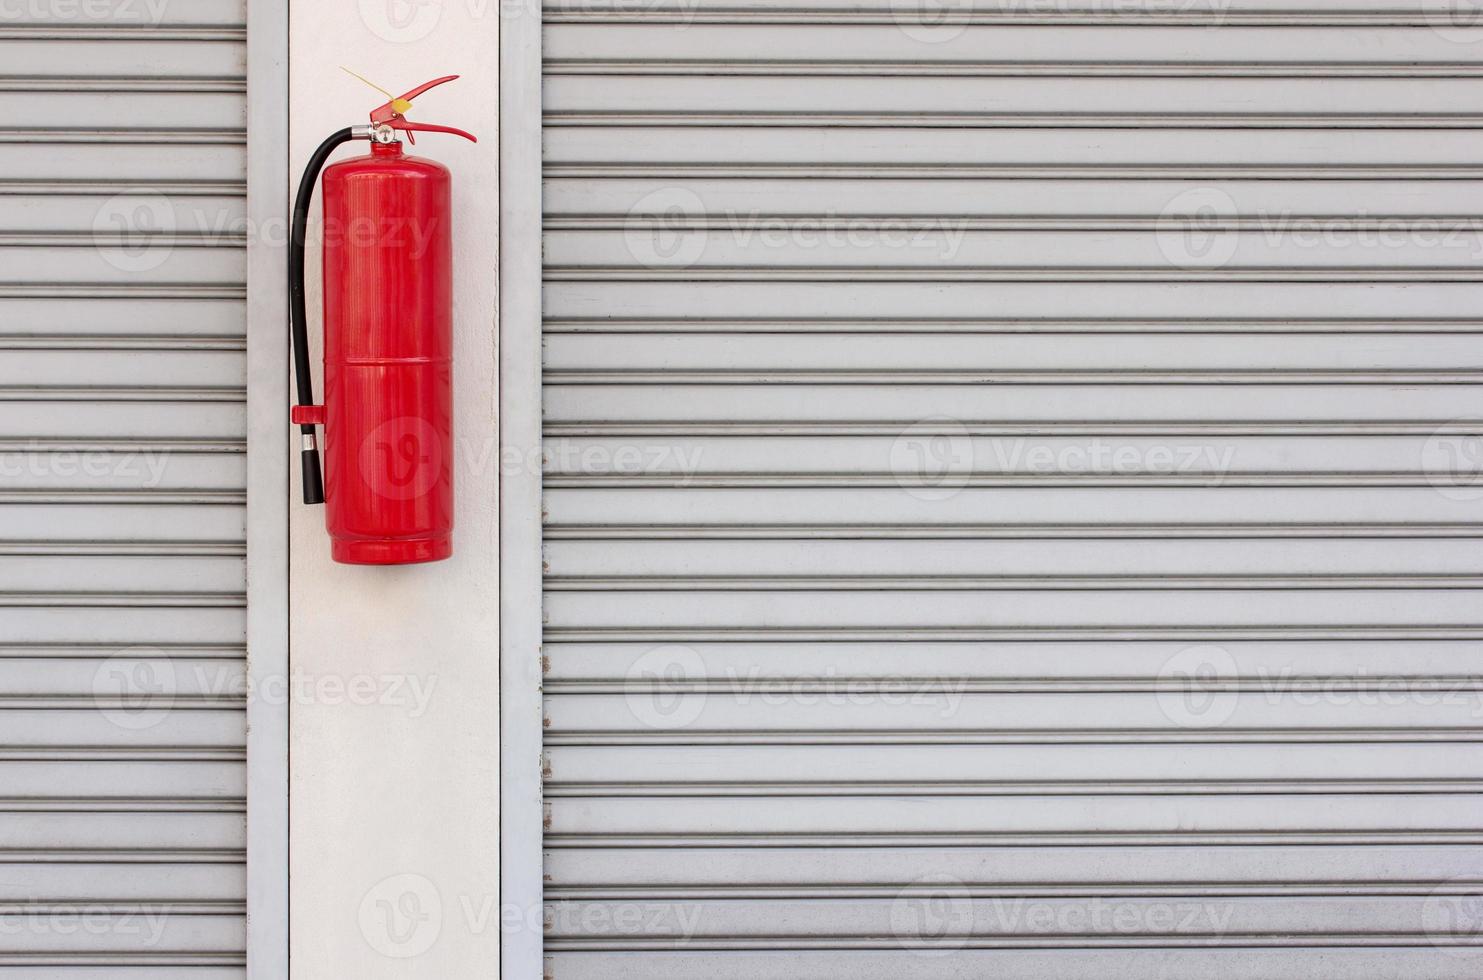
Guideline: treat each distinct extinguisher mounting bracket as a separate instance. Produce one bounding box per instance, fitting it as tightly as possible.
[290,404,325,427]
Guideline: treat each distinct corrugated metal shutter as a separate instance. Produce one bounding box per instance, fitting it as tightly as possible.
[541,1,1483,977]
[1,0,247,972]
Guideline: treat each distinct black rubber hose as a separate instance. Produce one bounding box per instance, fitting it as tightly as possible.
[290,127,356,505]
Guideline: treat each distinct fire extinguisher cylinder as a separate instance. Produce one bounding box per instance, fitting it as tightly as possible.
[288,73,474,565]
[317,138,456,564]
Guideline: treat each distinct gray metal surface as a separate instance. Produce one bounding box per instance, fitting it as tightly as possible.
[0,0,248,972]
[540,0,1483,975]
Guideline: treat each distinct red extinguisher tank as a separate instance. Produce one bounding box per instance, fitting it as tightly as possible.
[289,73,473,565]
[319,140,454,564]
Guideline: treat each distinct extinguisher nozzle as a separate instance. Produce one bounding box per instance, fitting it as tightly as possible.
[301,447,325,505]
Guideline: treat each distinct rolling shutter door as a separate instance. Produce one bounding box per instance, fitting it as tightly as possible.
[0,0,247,973]
[541,2,1483,977]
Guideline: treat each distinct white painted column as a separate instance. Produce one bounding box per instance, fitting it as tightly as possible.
[287,2,500,975]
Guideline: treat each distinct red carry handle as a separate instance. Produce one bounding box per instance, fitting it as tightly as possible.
[389,119,477,144]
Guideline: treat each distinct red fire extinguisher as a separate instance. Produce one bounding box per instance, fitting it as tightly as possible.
[289,74,475,565]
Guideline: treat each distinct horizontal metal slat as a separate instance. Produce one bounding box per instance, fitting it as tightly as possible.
[0,863,243,903]
[0,811,242,851]
[550,161,1483,177]
[545,385,1483,425]
[548,231,1483,273]
[543,524,1483,541]
[0,286,244,301]
[0,247,243,286]
[0,760,242,799]
[0,966,238,972]
[0,555,242,593]
[548,127,1483,167]
[0,504,241,541]
[0,913,243,954]
[544,537,1483,579]
[0,0,243,26]
[2,197,243,238]
[546,894,1475,942]
[544,333,1483,371]
[547,843,1483,887]
[0,298,243,338]
[0,403,245,440]
[0,146,243,182]
[540,950,1483,980]
[1,91,243,129]
[544,687,1483,736]
[0,607,244,646]
[544,75,1483,118]
[0,710,243,750]
[548,114,1483,131]
[546,179,1483,221]
[0,959,243,970]
[547,793,1483,838]
[0,75,243,93]
[543,0,1483,26]
[546,743,1483,791]
[0,447,243,492]
[542,433,1483,476]
[542,318,1483,334]
[545,587,1483,630]
[546,368,1483,383]
[0,129,246,147]
[0,39,244,76]
[544,638,1483,684]
[550,62,1483,79]
[546,282,1483,319]
[2,650,242,693]
[544,24,1483,67]
[0,348,243,388]
[544,487,1483,527]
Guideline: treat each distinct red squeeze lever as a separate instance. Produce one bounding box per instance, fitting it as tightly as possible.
[367,74,477,145]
